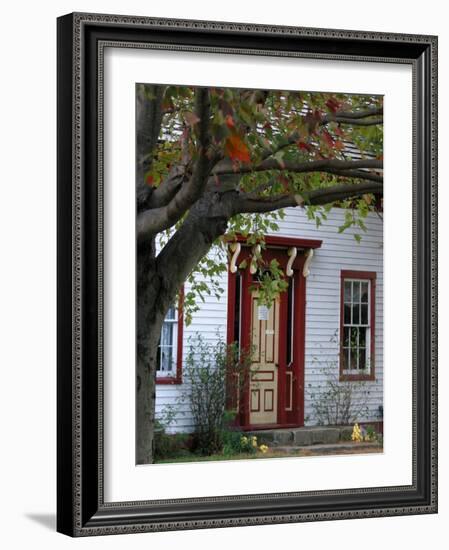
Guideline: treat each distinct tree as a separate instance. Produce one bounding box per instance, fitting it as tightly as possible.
[136,84,383,464]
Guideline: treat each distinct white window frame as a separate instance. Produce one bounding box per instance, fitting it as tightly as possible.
[156,305,178,378]
[341,278,372,375]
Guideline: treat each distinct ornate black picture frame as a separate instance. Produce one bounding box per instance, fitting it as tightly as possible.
[57,12,437,536]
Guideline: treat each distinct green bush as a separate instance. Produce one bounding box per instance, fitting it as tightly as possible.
[182,334,252,456]
[154,422,192,460]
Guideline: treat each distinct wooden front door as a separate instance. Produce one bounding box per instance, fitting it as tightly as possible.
[227,238,312,429]
[249,293,280,424]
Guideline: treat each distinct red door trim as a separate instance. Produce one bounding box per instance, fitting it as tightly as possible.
[227,236,314,429]
[231,233,322,250]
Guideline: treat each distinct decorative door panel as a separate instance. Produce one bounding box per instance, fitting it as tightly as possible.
[249,293,279,424]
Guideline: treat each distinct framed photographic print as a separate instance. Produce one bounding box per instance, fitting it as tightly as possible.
[57,12,438,536]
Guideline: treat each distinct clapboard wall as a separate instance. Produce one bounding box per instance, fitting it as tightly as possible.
[155,206,383,432]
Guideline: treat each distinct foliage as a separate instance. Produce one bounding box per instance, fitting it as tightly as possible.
[222,431,259,456]
[141,84,384,321]
[181,334,253,455]
[136,84,384,463]
[351,422,382,444]
[307,362,371,426]
[153,420,192,460]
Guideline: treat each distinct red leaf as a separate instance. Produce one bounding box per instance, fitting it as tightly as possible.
[313,109,323,122]
[325,98,341,113]
[225,115,235,129]
[146,174,155,186]
[334,126,345,137]
[297,141,312,152]
[322,130,334,148]
[225,135,250,163]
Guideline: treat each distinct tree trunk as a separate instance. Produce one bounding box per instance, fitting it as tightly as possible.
[135,192,233,464]
[136,336,159,464]
[136,240,165,465]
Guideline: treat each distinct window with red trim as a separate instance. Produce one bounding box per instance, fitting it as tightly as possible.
[340,270,376,381]
[156,291,183,384]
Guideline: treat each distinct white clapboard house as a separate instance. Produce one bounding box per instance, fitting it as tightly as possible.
[155,205,383,433]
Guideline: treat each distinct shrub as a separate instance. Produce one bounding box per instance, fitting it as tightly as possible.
[307,363,370,426]
[182,334,252,455]
[222,431,258,456]
[153,418,193,460]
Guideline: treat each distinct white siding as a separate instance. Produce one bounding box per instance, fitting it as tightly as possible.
[155,206,383,432]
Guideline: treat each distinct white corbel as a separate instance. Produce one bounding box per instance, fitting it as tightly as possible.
[229,242,241,274]
[302,248,314,278]
[250,244,261,274]
[286,247,297,277]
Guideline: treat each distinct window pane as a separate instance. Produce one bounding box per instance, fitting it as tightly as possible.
[157,303,178,376]
[165,306,176,320]
[353,281,360,303]
[344,304,351,324]
[361,282,369,302]
[350,327,358,349]
[344,281,351,302]
[160,347,172,372]
[359,348,366,370]
[343,327,350,347]
[359,327,367,348]
[341,277,373,372]
[352,304,360,325]
[161,322,173,347]
[361,303,368,324]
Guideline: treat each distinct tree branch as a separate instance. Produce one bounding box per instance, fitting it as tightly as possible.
[145,165,186,209]
[325,169,383,183]
[136,85,166,211]
[322,106,383,124]
[328,117,383,126]
[137,88,213,241]
[232,181,383,215]
[213,158,383,179]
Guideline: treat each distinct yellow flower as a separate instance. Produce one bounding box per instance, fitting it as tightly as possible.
[259,444,269,453]
[252,436,258,447]
[240,436,248,445]
[351,423,363,442]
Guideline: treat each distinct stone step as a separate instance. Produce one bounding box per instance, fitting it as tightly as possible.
[246,426,355,446]
[275,441,382,454]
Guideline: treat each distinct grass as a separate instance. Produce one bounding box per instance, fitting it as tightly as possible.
[155,442,383,464]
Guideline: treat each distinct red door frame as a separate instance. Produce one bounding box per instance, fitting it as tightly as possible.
[226,235,322,430]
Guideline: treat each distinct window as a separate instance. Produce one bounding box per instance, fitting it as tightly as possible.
[340,271,376,381]
[156,294,183,384]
